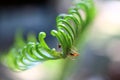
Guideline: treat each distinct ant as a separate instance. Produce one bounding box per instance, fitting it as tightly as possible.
[69,49,79,57]
[69,52,79,57]
[68,49,79,60]
[58,44,61,48]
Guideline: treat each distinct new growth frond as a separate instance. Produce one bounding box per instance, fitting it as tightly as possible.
[4,0,95,71]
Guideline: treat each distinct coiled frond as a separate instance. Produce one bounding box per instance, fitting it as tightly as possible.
[4,0,95,71]
[51,0,95,57]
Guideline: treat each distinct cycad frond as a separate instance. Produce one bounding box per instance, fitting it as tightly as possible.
[4,0,95,71]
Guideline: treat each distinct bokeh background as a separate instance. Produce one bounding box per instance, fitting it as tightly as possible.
[0,0,120,80]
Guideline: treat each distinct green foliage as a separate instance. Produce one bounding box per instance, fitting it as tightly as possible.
[51,0,95,57]
[4,0,95,71]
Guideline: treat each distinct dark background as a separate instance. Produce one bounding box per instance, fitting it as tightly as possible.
[0,0,58,51]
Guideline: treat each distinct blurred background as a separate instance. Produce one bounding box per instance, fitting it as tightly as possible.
[0,0,120,80]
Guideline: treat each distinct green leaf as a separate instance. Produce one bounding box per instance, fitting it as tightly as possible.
[4,0,95,71]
